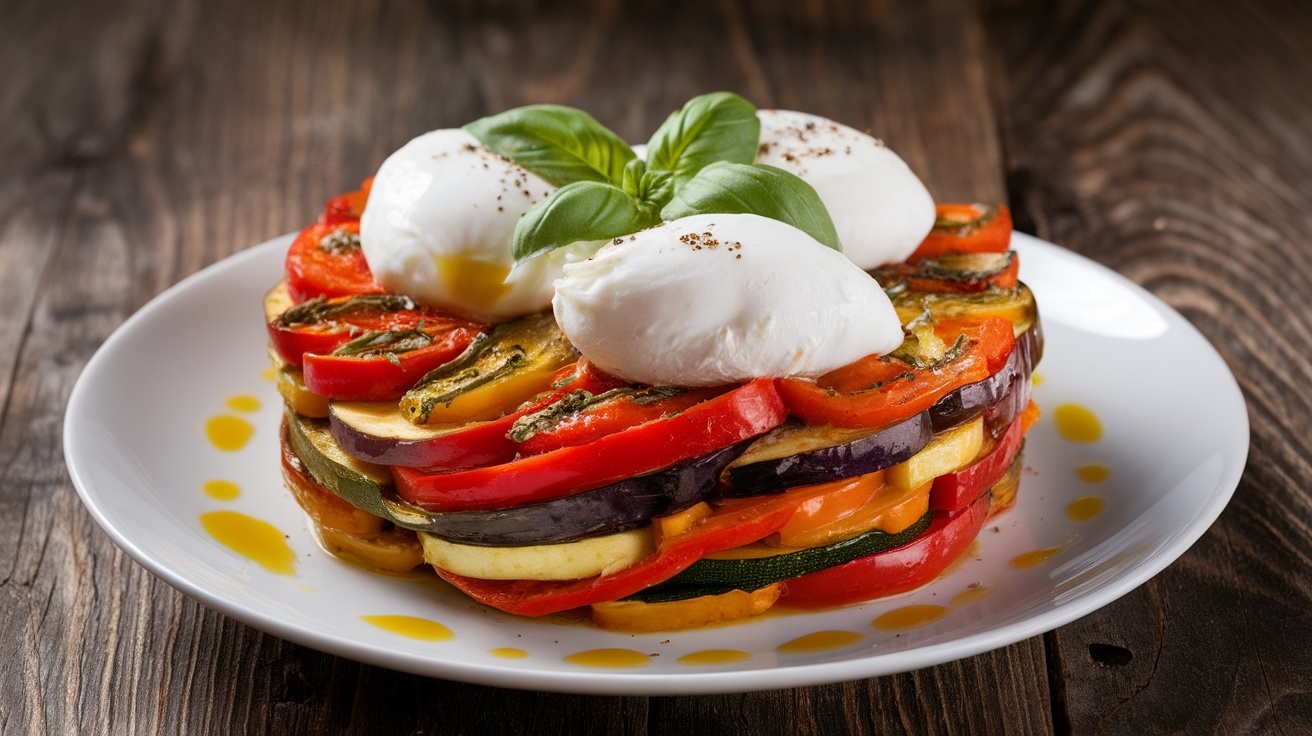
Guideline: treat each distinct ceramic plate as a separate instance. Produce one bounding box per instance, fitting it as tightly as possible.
[64,232,1248,695]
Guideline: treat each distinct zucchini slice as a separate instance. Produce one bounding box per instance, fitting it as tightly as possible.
[892,282,1038,336]
[658,512,933,592]
[285,410,395,520]
[399,312,576,425]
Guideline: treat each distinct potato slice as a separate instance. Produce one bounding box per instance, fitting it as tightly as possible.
[318,525,424,573]
[887,417,984,492]
[419,528,654,581]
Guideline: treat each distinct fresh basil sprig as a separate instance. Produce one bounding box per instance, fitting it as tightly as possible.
[513,181,660,262]
[661,163,843,251]
[464,105,635,187]
[621,158,673,205]
[645,92,760,187]
[479,93,841,263]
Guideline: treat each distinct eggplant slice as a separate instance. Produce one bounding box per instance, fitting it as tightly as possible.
[928,316,1042,435]
[379,442,748,546]
[722,412,933,498]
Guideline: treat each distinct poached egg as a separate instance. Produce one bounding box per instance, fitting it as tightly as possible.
[359,128,596,319]
[552,213,904,386]
[756,109,936,269]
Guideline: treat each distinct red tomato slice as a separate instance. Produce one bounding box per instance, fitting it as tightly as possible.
[393,378,787,512]
[301,319,485,401]
[907,204,1013,263]
[319,178,373,225]
[779,495,989,608]
[776,318,1016,430]
[267,294,443,367]
[285,221,387,302]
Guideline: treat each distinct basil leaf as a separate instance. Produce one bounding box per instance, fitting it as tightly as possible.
[620,158,647,198]
[465,105,635,187]
[661,162,843,251]
[513,181,660,262]
[621,158,674,207]
[645,92,760,186]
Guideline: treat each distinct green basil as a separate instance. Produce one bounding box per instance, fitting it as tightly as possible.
[620,158,674,207]
[645,92,760,186]
[464,105,635,187]
[660,163,843,251]
[513,181,660,262]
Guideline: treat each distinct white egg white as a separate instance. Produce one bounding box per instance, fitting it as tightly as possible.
[552,213,904,386]
[359,128,596,319]
[756,109,936,269]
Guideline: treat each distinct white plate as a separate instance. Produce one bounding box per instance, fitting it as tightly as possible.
[65,233,1248,695]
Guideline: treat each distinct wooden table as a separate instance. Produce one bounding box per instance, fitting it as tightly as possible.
[5,0,1309,732]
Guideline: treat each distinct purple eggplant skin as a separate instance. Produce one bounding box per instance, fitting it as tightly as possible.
[928,316,1043,435]
[386,442,747,547]
[721,411,932,498]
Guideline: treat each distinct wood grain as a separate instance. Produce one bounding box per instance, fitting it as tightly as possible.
[4,0,1309,732]
[987,0,1312,732]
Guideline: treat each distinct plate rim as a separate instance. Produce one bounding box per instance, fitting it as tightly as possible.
[63,231,1250,695]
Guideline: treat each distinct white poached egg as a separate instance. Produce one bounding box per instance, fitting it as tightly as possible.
[552,213,904,386]
[756,109,936,269]
[359,128,596,319]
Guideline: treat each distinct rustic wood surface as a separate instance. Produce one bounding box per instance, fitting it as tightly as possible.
[3,0,1309,732]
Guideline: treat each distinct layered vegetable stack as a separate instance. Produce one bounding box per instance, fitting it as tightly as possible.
[267,95,1041,631]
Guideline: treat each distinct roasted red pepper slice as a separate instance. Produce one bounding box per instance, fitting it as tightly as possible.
[777,318,1016,429]
[301,318,486,401]
[779,495,989,608]
[434,484,808,616]
[320,178,373,225]
[907,204,1013,263]
[285,221,387,303]
[378,360,631,472]
[394,378,787,512]
[930,412,1025,512]
[512,385,725,456]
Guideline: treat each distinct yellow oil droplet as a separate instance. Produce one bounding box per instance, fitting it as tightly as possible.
[489,647,529,659]
[296,583,317,594]
[1011,546,1063,569]
[226,394,262,412]
[203,479,240,501]
[951,585,996,607]
[200,511,295,575]
[872,604,949,632]
[678,649,753,666]
[564,648,650,668]
[1054,403,1102,443]
[260,367,278,382]
[1032,372,1046,387]
[435,256,511,308]
[776,630,863,654]
[206,415,254,451]
[1076,463,1110,483]
[1067,496,1106,522]
[361,615,454,642]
